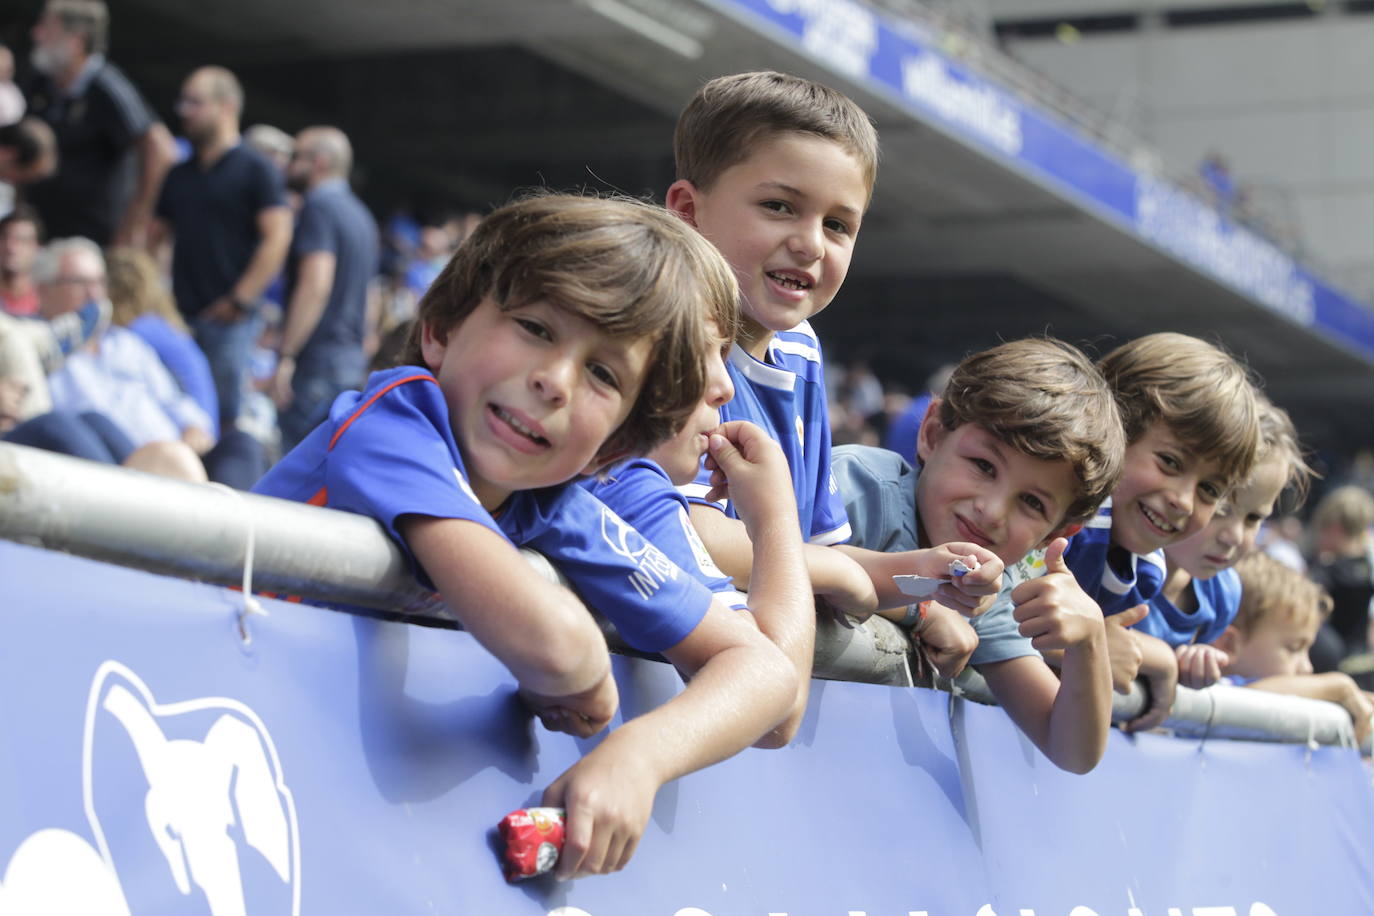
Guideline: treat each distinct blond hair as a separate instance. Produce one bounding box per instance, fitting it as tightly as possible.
[399,192,738,458]
[1309,485,1374,542]
[1098,332,1260,487]
[674,71,879,200]
[935,337,1125,525]
[106,247,187,334]
[1255,395,1315,506]
[1233,551,1331,635]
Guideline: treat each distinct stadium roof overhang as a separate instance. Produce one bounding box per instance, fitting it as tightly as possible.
[110,0,1374,452]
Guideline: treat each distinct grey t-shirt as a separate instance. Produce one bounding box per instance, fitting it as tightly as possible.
[830,444,1039,666]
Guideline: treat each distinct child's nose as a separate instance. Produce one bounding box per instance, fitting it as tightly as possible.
[531,358,574,404]
[788,219,824,261]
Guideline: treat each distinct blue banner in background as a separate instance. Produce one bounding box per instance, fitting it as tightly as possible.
[3,539,1374,915]
[710,0,1374,363]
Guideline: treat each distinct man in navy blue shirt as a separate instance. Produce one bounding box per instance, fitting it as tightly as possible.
[153,66,291,431]
[272,126,379,449]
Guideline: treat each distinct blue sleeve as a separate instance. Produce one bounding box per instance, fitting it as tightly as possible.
[1197,569,1243,645]
[293,197,337,258]
[323,379,500,588]
[807,360,851,546]
[587,462,745,612]
[516,485,714,654]
[831,445,915,553]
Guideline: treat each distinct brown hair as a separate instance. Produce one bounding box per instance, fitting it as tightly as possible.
[935,337,1125,525]
[1233,551,1331,635]
[674,71,879,200]
[106,247,187,334]
[1098,332,1260,487]
[1255,395,1315,506]
[399,192,738,458]
[1310,485,1374,542]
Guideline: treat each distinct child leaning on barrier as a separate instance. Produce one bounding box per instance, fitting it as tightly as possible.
[1062,333,1262,733]
[253,193,796,879]
[1221,551,1374,746]
[580,301,815,747]
[1151,396,1315,688]
[834,338,1126,773]
[668,71,987,678]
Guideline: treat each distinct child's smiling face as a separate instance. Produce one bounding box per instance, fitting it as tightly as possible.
[1166,454,1287,579]
[422,296,652,509]
[1111,421,1229,555]
[915,410,1082,567]
[667,132,868,358]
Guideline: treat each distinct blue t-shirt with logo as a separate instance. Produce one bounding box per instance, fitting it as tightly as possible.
[1140,567,1241,647]
[253,366,711,653]
[1064,498,1167,616]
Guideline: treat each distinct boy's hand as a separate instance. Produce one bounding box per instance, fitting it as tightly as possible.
[541,739,658,880]
[703,421,799,535]
[1175,643,1229,689]
[1009,538,1104,651]
[912,544,1003,616]
[1334,675,1374,747]
[912,602,979,678]
[1125,632,1178,733]
[520,673,618,739]
[1103,604,1149,693]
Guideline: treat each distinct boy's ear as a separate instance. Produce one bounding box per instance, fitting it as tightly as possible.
[419,320,447,373]
[914,397,946,464]
[665,179,700,227]
[1040,521,1083,549]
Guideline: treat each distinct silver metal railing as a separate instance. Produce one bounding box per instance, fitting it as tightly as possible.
[0,442,1359,751]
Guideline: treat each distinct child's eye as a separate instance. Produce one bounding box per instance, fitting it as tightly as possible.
[760,199,793,215]
[824,217,851,236]
[1198,481,1223,502]
[514,317,551,340]
[587,362,620,390]
[1020,493,1047,517]
[1157,452,1181,472]
[968,457,994,475]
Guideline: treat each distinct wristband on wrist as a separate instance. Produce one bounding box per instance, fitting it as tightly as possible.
[901,600,931,630]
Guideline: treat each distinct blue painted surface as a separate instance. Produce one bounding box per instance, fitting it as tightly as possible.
[710,0,1374,363]
[2,539,1373,915]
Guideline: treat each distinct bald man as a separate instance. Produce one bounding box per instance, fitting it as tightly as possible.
[153,66,291,431]
[273,126,378,449]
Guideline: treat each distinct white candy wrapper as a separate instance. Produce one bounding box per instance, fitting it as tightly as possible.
[894,557,981,598]
[950,557,980,577]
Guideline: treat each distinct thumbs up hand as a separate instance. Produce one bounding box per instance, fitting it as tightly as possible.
[1103,603,1150,694]
[1009,537,1106,652]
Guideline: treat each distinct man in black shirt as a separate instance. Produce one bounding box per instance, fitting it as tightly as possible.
[22,0,175,246]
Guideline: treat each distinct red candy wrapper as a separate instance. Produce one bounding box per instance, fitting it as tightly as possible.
[498,806,566,882]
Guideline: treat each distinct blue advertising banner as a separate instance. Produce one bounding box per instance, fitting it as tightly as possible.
[3,539,1373,915]
[706,0,1374,363]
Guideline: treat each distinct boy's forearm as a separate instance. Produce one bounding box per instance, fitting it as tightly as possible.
[688,504,756,588]
[833,544,914,609]
[742,516,814,745]
[1244,671,1358,704]
[1048,628,1113,772]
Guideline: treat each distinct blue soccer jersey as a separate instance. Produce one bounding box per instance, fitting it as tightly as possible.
[1063,498,1168,615]
[253,366,712,654]
[581,459,747,612]
[683,321,850,546]
[1139,567,1242,647]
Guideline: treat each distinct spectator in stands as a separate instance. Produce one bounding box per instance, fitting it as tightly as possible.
[255,194,796,879]
[153,66,291,433]
[402,220,452,298]
[273,125,379,449]
[38,237,265,485]
[1,206,42,316]
[1306,485,1374,672]
[0,117,58,218]
[244,123,294,176]
[1152,398,1314,689]
[1221,552,1374,747]
[21,0,176,246]
[0,43,25,126]
[884,363,953,462]
[1062,333,1261,731]
[834,339,1125,773]
[105,247,218,437]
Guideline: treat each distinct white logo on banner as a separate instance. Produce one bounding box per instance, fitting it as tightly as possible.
[900,52,1024,156]
[767,0,878,78]
[601,507,680,600]
[0,661,300,916]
